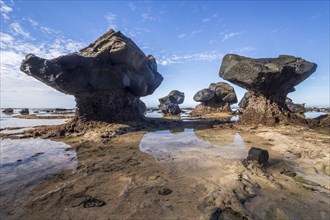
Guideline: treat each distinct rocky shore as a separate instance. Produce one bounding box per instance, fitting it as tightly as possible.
[1,29,328,220]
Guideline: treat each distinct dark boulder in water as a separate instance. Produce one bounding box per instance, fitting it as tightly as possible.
[159,90,185,115]
[191,82,237,116]
[20,29,163,122]
[220,54,317,125]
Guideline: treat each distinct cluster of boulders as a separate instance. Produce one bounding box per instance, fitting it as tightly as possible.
[191,82,237,116]
[158,90,185,115]
[220,54,317,125]
[21,29,163,122]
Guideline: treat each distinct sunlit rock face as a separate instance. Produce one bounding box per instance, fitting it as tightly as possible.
[158,90,185,115]
[191,82,237,116]
[220,54,317,125]
[20,29,163,122]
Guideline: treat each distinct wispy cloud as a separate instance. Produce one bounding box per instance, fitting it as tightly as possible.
[158,51,223,66]
[105,12,118,29]
[222,31,243,41]
[177,29,203,39]
[239,46,255,53]
[271,28,288,33]
[127,2,136,11]
[10,22,33,39]
[202,18,210,23]
[141,13,154,21]
[0,0,12,20]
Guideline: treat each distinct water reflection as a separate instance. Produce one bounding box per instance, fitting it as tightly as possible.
[0,138,77,195]
[140,128,248,162]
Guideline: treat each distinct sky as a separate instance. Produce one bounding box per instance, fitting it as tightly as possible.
[1,0,329,108]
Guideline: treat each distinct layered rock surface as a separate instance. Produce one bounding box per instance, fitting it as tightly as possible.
[220,54,317,125]
[20,29,163,122]
[191,82,237,116]
[158,90,185,115]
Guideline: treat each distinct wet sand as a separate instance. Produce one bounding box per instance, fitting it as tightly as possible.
[1,119,329,220]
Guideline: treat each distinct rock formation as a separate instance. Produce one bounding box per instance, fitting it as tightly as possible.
[20,29,163,122]
[158,90,185,115]
[220,54,317,125]
[191,82,237,116]
[2,108,13,115]
[19,108,29,115]
[285,98,305,114]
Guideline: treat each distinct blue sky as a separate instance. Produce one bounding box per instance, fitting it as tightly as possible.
[1,0,329,108]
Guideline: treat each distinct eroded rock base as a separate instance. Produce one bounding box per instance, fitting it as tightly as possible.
[191,103,232,116]
[75,90,145,122]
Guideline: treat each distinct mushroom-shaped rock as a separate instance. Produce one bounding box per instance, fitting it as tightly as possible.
[158,90,185,115]
[20,29,163,122]
[220,54,317,125]
[191,82,237,116]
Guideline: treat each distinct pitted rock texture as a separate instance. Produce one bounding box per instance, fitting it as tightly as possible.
[220,54,317,125]
[191,82,237,116]
[158,90,185,115]
[20,29,163,122]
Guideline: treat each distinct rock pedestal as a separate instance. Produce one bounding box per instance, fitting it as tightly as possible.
[20,29,163,122]
[191,82,237,116]
[158,90,185,115]
[220,54,317,125]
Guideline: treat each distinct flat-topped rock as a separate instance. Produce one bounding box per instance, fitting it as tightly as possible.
[220,54,317,125]
[20,29,163,122]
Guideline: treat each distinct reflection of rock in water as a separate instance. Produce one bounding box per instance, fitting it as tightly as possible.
[194,129,239,146]
[169,127,184,134]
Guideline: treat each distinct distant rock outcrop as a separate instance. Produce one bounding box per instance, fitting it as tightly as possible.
[19,108,29,115]
[2,108,13,115]
[285,98,305,114]
[220,54,317,125]
[158,90,185,115]
[20,29,163,122]
[191,82,237,116]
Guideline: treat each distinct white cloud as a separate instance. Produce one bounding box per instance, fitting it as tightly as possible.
[202,18,210,23]
[0,32,14,44]
[141,13,154,21]
[158,51,223,66]
[239,46,255,53]
[27,18,39,26]
[10,22,33,39]
[178,34,186,39]
[0,0,12,20]
[127,2,136,11]
[222,31,243,41]
[105,12,118,29]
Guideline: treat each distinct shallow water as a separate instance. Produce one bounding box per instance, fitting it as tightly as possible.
[304,111,328,119]
[140,128,248,163]
[0,109,68,133]
[0,138,77,195]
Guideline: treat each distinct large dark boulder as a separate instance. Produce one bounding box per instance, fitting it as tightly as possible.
[158,90,185,115]
[220,54,317,125]
[191,82,237,116]
[20,29,163,122]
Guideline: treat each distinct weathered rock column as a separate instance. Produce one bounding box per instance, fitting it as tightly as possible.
[20,29,163,122]
[219,54,317,125]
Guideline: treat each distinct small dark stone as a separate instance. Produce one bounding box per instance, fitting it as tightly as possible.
[280,169,297,177]
[82,197,106,208]
[247,147,269,166]
[158,188,172,195]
